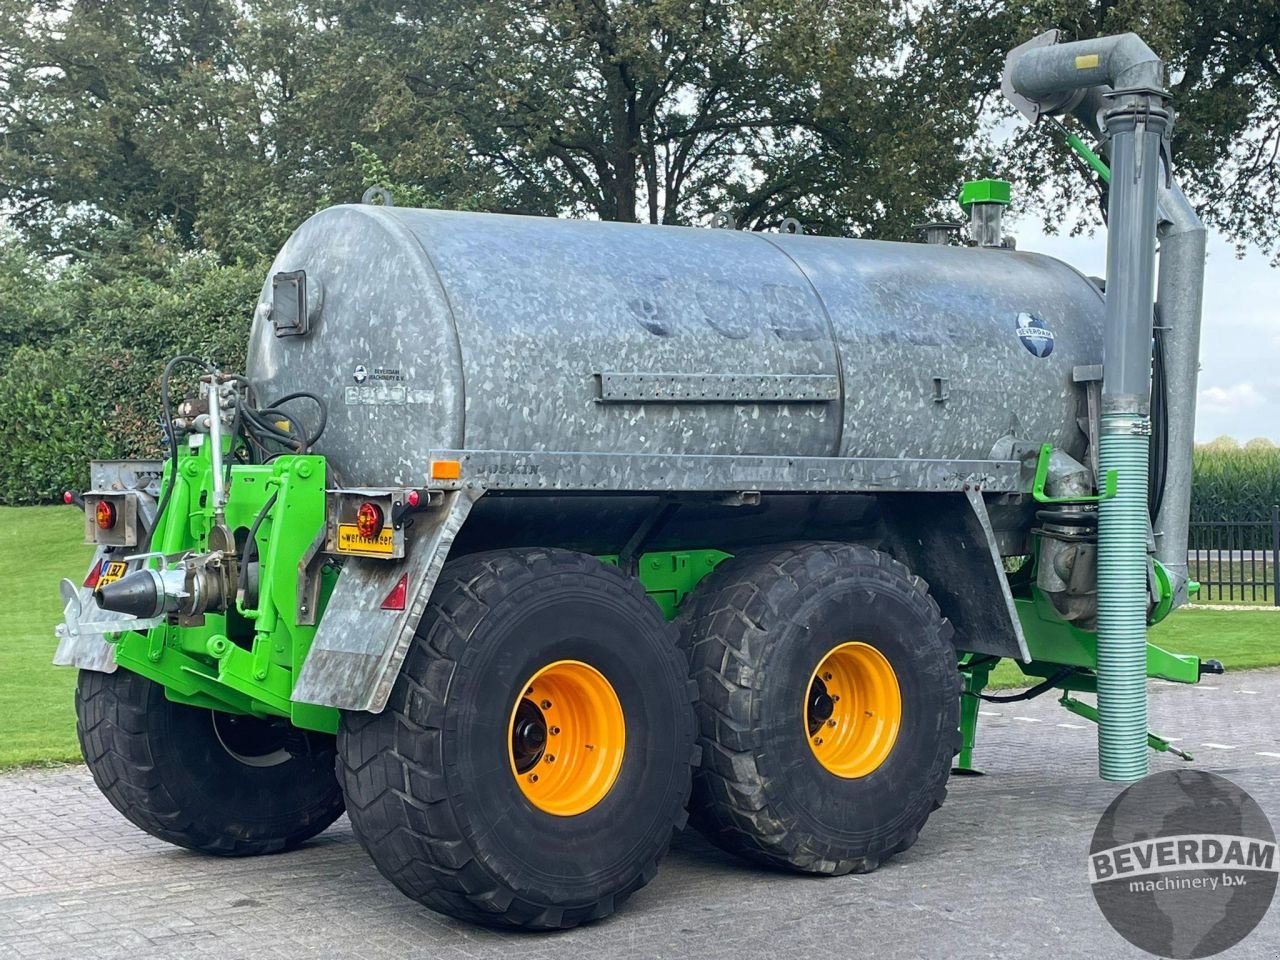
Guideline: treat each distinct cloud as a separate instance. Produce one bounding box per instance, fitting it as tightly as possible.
[1198,382,1266,414]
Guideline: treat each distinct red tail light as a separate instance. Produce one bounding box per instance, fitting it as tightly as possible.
[83,560,103,589]
[355,502,384,538]
[95,501,117,530]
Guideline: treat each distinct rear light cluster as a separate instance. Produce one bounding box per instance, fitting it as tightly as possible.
[81,493,138,547]
[325,488,433,560]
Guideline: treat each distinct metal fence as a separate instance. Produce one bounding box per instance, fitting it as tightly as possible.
[1187,505,1279,606]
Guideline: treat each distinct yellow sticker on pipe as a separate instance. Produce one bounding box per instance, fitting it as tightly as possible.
[1076,54,1101,69]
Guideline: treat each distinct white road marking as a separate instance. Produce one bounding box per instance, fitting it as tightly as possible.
[1164,737,1183,742]
[1197,686,1220,691]
[1057,723,1088,730]
[979,710,1002,717]
[1014,717,1042,723]
[1235,689,1259,695]
[1256,752,1280,760]
[1200,742,1237,750]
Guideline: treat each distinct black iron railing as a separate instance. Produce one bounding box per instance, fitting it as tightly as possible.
[1187,506,1279,605]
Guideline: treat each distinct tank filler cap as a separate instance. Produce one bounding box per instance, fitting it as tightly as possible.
[959,179,1012,248]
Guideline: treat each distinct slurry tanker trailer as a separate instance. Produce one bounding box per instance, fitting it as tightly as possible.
[54,31,1217,928]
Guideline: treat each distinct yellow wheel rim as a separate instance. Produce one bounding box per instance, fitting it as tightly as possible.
[804,641,901,778]
[508,660,625,816]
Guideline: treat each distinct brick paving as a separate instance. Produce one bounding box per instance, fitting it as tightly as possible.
[3,669,1279,959]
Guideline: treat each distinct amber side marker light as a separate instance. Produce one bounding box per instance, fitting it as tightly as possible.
[430,459,462,481]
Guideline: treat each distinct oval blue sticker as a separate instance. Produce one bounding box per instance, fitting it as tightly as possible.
[1015,312,1055,357]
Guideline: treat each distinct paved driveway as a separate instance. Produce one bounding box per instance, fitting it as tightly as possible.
[3,669,1279,960]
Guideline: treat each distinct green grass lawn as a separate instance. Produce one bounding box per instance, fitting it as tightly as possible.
[0,505,1277,768]
[1,505,94,768]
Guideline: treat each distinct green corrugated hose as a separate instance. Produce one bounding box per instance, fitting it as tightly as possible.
[1095,414,1152,781]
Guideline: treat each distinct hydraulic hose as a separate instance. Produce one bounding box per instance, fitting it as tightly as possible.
[146,355,216,551]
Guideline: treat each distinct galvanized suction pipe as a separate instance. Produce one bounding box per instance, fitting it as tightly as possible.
[1008,31,1171,780]
[1152,184,1207,606]
[1067,94,1207,607]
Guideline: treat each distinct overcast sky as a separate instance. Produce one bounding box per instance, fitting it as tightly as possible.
[1014,218,1277,444]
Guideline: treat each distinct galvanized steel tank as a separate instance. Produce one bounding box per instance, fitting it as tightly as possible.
[249,205,1103,486]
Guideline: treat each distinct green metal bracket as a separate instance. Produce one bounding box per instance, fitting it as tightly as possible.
[108,440,340,734]
[1149,559,1175,625]
[1058,693,1192,761]
[1015,588,1201,683]
[1032,442,1117,504]
[599,548,733,620]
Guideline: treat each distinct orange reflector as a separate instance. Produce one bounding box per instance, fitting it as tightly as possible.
[430,459,462,480]
[381,574,408,610]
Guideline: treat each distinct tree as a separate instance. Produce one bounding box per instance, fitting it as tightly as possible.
[319,0,984,237]
[1,1,1278,255]
[0,0,365,262]
[912,1,1280,260]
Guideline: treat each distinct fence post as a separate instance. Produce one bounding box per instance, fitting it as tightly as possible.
[1273,505,1279,608]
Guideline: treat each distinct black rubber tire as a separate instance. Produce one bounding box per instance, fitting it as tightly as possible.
[336,548,698,930]
[679,541,960,874]
[76,669,345,855]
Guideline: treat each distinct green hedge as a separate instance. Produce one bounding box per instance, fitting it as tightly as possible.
[0,245,265,504]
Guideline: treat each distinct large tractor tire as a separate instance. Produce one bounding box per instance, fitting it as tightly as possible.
[680,541,960,874]
[76,669,345,855]
[337,548,698,930]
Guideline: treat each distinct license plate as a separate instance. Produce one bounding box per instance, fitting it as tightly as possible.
[336,523,395,556]
[97,560,129,589]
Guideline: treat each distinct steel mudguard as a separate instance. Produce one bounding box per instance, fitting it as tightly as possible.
[292,489,480,712]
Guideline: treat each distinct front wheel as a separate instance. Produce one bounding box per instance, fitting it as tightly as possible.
[76,669,345,855]
[337,548,698,930]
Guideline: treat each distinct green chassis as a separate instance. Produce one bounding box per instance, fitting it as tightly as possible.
[102,440,1202,763]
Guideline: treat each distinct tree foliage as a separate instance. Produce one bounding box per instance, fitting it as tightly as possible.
[916,0,1280,257]
[2,1,1278,252]
[322,0,982,236]
[0,231,264,502]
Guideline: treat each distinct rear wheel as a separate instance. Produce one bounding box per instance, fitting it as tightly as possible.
[76,669,345,855]
[680,541,960,874]
[337,548,697,930]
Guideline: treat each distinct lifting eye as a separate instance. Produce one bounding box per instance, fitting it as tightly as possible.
[355,502,384,538]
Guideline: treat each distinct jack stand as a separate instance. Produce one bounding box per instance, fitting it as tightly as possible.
[954,655,998,775]
[1058,693,1194,761]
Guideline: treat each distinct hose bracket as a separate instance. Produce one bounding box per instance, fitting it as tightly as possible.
[1031,443,1118,504]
